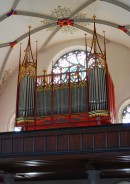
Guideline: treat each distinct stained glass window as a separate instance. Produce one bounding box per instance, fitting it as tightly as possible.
[122,105,130,123]
[53,50,87,82]
[53,50,86,73]
[52,50,106,84]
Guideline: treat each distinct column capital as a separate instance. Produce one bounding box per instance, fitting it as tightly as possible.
[87,170,101,184]
[3,173,15,184]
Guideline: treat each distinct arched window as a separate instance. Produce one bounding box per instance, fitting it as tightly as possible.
[118,99,130,123]
[53,50,86,73]
[8,112,22,132]
[52,50,87,82]
[122,105,130,123]
[52,49,105,82]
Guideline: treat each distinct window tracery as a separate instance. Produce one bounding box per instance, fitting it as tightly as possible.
[52,50,105,83]
[52,50,87,82]
[118,99,130,123]
[122,104,130,123]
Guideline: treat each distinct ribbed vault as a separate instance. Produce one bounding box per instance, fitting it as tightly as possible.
[0,0,130,91]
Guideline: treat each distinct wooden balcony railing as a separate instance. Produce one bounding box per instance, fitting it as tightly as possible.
[0,124,130,159]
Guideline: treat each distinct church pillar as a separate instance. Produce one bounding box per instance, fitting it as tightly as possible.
[87,170,100,184]
[3,173,15,184]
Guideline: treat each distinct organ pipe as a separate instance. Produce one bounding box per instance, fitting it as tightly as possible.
[16,20,116,130]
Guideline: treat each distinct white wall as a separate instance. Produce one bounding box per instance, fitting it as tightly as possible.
[0,70,17,132]
[106,42,130,115]
[0,39,130,132]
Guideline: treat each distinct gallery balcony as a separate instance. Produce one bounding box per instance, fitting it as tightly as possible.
[0,123,130,181]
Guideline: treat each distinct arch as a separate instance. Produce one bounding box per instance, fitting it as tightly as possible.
[52,49,87,83]
[118,98,130,123]
[47,45,88,74]
[8,112,15,132]
[1,0,130,83]
[8,112,22,132]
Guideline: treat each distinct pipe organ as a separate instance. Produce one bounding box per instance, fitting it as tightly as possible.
[16,22,116,131]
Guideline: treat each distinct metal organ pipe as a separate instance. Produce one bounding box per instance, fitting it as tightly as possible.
[16,19,116,130]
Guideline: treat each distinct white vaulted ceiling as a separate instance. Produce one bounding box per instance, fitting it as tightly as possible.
[0,0,130,90]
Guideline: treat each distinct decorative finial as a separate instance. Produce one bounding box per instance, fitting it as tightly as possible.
[28,25,31,30]
[52,61,54,73]
[103,31,106,42]
[84,33,87,45]
[93,15,96,20]
[103,30,106,36]
[36,41,38,61]
[19,43,22,65]
[43,68,47,75]
[36,40,38,48]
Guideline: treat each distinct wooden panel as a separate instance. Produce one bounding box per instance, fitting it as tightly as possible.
[2,138,12,154]
[94,132,106,149]
[69,134,80,150]
[120,130,130,148]
[82,133,93,150]
[107,131,119,149]
[45,135,56,152]
[34,136,44,152]
[57,135,68,151]
[23,137,33,153]
[0,125,130,158]
[13,137,23,153]
[0,138,2,153]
